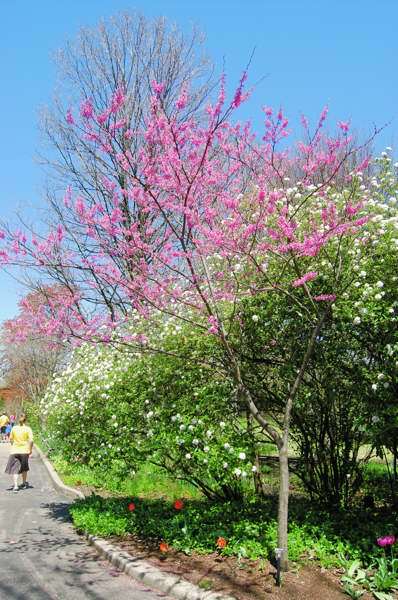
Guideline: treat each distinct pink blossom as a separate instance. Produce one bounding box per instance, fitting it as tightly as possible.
[176,86,188,110]
[110,86,125,113]
[151,80,165,95]
[292,271,318,288]
[80,98,94,119]
[338,120,350,133]
[56,225,64,243]
[0,76,373,350]
[208,316,219,335]
[318,106,328,128]
[97,109,111,125]
[231,71,248,109]
[345,203,360,217]
[66,109,75,125]
[314,294,336,302]
[75,197,85,216]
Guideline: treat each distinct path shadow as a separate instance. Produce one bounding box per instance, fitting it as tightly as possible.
[0,501,161,599]
[0,577,54,600]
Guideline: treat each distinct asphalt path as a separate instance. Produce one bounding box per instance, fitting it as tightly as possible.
[0,443,169,600]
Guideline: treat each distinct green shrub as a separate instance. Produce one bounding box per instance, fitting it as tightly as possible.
[41,322,261,500]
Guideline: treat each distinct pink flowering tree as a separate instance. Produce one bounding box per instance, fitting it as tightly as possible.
[2,286,80,346]
[1,288,67,402]
[0,77,376,568]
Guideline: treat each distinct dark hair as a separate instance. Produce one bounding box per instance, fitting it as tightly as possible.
[18,413,27,425]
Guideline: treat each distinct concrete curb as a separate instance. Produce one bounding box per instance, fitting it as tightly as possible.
[87,534,237,600]
[36,445,236,600]
[35,445,85,500]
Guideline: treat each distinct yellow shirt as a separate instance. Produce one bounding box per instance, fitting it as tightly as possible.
[0,415,9,427]
[10,425,33,454]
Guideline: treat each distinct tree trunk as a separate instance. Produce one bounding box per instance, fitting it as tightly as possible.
[278,444,290,571]
[276,311,328,571]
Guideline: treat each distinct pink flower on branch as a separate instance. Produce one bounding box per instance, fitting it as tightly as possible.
[151,80,165,96]
[0,74,376,349]
[292,271,318,288]
[80,98,94,119]
[66,109,75,125]
[338,120,350,134]
[207,316,219,335]
[313,294,336,302]
[110,86,126,114]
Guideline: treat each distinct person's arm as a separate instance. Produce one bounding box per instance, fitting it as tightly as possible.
[28,429,34,455]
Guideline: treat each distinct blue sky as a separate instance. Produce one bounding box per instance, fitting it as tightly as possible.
[0,0,397,322]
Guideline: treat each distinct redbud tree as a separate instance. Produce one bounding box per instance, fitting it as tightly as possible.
[1,289,66,403]
[0,76,376,568]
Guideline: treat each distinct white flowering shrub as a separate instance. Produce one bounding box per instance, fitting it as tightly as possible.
[225,150,398,507]
[41,343,138,478]
[41,323,260,499]
[332,151,398,417]
[346,151,398,494]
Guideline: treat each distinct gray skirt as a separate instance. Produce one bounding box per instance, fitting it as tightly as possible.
[5,453,29,474]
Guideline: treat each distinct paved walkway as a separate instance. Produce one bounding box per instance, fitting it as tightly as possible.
[0,443,169,600]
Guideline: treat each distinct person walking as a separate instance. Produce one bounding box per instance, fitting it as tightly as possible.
[0,412,9,442]
[5,413,33,492]
[5,421,12,442]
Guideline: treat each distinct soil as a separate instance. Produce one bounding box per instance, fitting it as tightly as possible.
[108,534,373,600]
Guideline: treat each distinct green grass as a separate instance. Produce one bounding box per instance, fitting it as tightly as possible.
[50,454,202,500]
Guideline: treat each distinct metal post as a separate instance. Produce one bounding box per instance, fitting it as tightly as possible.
[275,547,284,587]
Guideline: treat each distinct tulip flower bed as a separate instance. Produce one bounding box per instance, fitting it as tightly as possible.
[69,493,397,597]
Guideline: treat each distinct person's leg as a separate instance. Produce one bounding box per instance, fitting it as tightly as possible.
[12,473,19,491]
[20,456,30,487]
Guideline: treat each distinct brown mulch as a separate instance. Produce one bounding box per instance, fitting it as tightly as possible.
[108,534,370,600]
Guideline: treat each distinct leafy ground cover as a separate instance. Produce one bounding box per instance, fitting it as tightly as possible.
[69,491,398,599]
[69,493,395,567]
